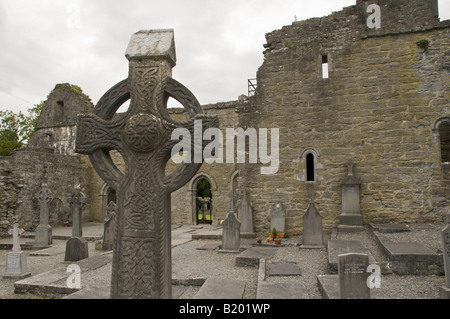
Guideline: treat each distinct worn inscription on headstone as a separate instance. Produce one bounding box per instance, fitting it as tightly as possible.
[338,252,370,299]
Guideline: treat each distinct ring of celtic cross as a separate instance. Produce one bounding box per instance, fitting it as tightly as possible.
[87,77,204,188]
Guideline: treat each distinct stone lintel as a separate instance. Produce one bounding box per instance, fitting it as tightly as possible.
[125,29,176,67]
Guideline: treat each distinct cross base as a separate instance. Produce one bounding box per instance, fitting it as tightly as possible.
[3,251,31,279]
[34,224,53,247]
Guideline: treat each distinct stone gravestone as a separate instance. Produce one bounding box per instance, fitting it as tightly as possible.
[75,29,218,299]
[237,192,253,234]
[440,212,450,299]
[34,185,54,247]
[338,252,370,299]
[300,202,324,248]
[220,213,241,253]
[338,160,364,232]
[3,223,31,279]
[65,185,88,262]
[102,201,117,251]
[270,203,285,233]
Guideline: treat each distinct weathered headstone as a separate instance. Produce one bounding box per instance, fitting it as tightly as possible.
[102,201,117,251]
[34,185,54,247]
[220,213,241,253]
[3,223,31,279]
[270,203,285,233]
[65,185,88,262]
[237,192,253,233]
[75,29,218,298]
[338,160,364,232]
[338,252,370,299]
[440,212,450,299]
[301,202,324,248]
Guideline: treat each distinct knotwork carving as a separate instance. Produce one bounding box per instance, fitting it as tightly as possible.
[75,30,219,299]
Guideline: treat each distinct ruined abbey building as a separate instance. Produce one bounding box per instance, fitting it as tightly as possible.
[0,0,448,237]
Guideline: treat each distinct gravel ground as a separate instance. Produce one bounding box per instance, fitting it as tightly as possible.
[0,223,447,299]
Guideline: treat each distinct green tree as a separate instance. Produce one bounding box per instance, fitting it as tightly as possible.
[0,101,43,156]
[196,179,212,198]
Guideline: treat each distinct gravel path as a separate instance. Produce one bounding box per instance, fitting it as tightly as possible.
[0,223,447,299]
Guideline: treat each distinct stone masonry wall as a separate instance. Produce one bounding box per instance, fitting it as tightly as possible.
[245,0,449,235]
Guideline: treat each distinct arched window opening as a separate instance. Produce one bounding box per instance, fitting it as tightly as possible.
[439,122,450,162]
[107,187,117,204]
[306,153,315,181]
[195,178,213,225]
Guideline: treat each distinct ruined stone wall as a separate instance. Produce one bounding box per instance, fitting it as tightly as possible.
[245,0,449,235]
[0,157,23,238]
[0,83,97,236]
[0,149,93,237]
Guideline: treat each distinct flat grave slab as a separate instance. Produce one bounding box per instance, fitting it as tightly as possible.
[63,284,188,299]
[327,240,376,272]
[382,242,439,261]
[369,223,411,233]
[63,286,110,299]
[268,262,301,276]
[196,242,221,250]
[256,282,309,299]
[14,253,112,295]
[317,274,381,299]
[317,275,339,299]
[30,245,66,256]
[194,278,246,299]
[235,247,278,267]
[379,241,442,275]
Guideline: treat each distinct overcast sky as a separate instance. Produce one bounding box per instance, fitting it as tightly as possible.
[1,0,449,114]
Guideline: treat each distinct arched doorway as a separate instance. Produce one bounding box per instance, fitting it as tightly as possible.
[433,117,450,163]
[194,177,213,225]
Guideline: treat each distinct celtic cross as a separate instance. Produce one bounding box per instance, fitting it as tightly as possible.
[9,223,25,253]
[68,185,87,238]
[37,185,54,227]
[34,184,54,247]
[75,29,218,299]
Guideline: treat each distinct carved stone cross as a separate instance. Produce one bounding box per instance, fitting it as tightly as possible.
[68,185,87,238]
[75,29,218,299]
[35,184,54,247]
[9,223,25,253]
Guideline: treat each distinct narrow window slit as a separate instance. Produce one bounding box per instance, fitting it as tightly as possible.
[322,55,329,79]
